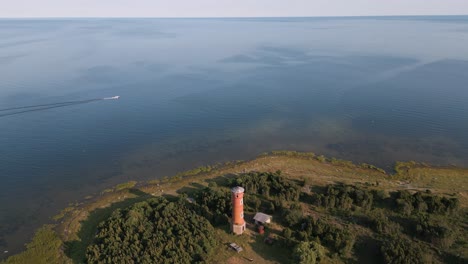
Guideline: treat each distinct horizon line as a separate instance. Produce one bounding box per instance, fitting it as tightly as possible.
[1,14,468,19]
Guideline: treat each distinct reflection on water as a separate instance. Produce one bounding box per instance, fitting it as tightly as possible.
[1,17,468,257]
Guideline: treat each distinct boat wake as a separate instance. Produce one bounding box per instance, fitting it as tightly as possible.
[0,96,120,118]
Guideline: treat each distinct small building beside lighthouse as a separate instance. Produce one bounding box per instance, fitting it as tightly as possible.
[231,186,246,235]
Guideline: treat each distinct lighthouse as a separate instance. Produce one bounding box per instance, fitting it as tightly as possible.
[231,186,246,235]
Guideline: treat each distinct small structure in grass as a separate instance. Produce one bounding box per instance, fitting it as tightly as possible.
[258,225,265,234]
[253,212,272,225]
[243,256,254,262]
[264,235,275,245]
[229,243,243,253]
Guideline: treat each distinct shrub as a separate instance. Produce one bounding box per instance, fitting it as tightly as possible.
[292,241,325,264]
[380,235,426,264]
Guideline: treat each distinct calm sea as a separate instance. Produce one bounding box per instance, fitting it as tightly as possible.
[1,17,468,256]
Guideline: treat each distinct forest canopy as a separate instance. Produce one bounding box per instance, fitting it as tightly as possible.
[85,197,217,264]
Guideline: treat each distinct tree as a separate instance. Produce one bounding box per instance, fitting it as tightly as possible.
[232,172,301,202]
[298,217,355,257]
[314,184,374,211]
[194,187,231,225]
[283,208,303,226]
[268,201,276,213]
[381,236,426,264]
[292,241,325,264]
[252,196,261,211]
[283,228,293,240]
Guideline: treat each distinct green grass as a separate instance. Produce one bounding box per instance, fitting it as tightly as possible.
[2,225,68,264]
[114,181,137,191]
[52,206,75,221]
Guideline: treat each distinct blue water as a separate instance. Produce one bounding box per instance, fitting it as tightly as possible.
[1,17,468,255]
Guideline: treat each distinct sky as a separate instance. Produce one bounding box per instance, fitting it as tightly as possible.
[0,0,468,18]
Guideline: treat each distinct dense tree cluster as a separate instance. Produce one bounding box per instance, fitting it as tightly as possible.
[304,183,465,262]
[393,190,459,216]
[315,184,374,211]
[367,210,402,235]
[281,203,304,226]
[85,197,217,264]
[232,171,301,202]
[88,173,462,264]
[4,164,467,264]
[411,214,455,248]
[380,235,426,264]
[193,187,231,225]
[287,216,355,257]
[292,241,325,264]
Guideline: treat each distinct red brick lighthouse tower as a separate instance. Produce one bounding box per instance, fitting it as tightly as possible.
[231,186,246,235]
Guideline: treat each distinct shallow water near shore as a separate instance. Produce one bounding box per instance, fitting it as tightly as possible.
[1,16,468,256]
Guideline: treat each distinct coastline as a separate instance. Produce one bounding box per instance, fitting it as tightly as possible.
[2,150,468,263]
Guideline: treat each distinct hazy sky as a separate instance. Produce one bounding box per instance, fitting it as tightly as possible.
[1,0,468,18]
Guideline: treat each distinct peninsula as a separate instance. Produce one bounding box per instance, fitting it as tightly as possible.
[3,151,467,264]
